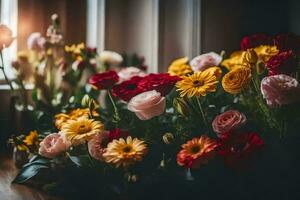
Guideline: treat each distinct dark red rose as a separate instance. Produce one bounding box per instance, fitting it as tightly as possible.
[89,70,119,90]
[108,128,129,142]
[112,76,144,101]
[274,33,300,53]
[266,50,297,76]
[240,34,272,50]
[0,24,14,50]
[137,73,181,96]
[218,132,264,170]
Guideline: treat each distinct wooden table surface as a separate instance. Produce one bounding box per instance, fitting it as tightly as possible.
[0,153,60,200]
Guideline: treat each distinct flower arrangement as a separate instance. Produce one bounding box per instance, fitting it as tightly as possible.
[4,17,300,199]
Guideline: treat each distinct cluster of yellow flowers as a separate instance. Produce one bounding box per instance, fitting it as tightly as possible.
[55,108,147,168]
[220,45,278,94]
[172,45,278,97]
[65,43,85,61]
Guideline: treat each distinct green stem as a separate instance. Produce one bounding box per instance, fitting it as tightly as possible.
[196,97,208,128]
[107,90,120,123]
[86,142,95,168]
[0,51,14,92]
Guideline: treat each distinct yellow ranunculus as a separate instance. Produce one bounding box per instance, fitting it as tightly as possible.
[254,45,278,63]
[242,48,258,65]
[222,67,251,94]
[168,57,193,77]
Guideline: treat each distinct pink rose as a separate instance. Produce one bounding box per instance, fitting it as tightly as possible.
[128,90,166,120]
[39,133,71,158]
[190,52,222,72]
[212,110,247,137]
[27,32,46,52]
[88,131,109,161]
[261,74,300,107]
[118,67,146,83]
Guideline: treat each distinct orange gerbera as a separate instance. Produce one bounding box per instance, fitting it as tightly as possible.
[177,135,218,169]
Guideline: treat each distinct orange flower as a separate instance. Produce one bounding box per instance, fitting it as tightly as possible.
[177,135,218,169]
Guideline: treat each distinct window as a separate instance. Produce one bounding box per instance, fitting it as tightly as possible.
[0,0,18,80]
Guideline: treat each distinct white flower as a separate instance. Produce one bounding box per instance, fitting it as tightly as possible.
[128,90,166,120]
[118,67,146,83]
[99,50,123,65]
[27,32,46,51]
[190,52,222,72]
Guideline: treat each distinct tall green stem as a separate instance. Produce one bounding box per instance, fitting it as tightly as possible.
[0,51,14,92]
[196,97,208,128]
[107,90,120,123]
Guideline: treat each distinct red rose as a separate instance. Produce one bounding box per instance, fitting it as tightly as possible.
[240,34,272,50]
[274,33,300,53]
[108,128,129,142]
[137,73,181,96]
[218,132,264,170]
[266,50,297,76]
[89,70,119,90]
[112,76,144,101]
[0,24,14,50]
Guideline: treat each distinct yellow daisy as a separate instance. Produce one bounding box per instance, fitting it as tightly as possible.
[168,57,193,77]
[61,118,104,146]
[176,69,219,98]
[23,130,39,146]
[55,108,99,130]
[103,136,147,168]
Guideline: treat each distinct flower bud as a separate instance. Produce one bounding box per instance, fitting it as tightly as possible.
[81,95,99,111]
[162,133,174,144]
[173,98,189,117]
[127,174,138,183]
[81,94,91,108]
[242,49,258,65]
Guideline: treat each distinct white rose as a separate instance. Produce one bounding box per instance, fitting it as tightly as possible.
[99,50,123,65]
[118,67,146,83]
[190,52,222,72]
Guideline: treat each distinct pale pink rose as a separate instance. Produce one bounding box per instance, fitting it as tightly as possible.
[261,74,300,107]
[212,110,247,137]
[27,32,46,52]
[118,67,146,83]
[190,52,222,72]
[39,133,71,158]
[88,131,109,161]
[128,90,166,120]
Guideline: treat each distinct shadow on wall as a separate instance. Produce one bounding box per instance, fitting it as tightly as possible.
[201,0,300,53]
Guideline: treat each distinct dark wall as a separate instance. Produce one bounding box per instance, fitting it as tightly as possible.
[202,0,295,53]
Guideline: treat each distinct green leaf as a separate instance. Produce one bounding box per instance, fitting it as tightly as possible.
[12,163,49,184]
[68,155,92,167]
